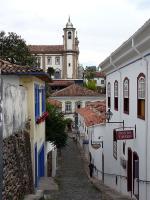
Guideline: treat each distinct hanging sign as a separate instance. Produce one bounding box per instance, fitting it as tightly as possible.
[115,130,134,140]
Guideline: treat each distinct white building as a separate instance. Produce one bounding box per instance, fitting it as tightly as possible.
[50,84,105,120]
[29,17,80,79]
[99,19,150,200]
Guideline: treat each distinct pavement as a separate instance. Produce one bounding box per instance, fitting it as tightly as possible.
[24,134,133,200]
[75,134,133,200]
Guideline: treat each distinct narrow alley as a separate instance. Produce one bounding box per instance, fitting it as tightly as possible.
[48,138,102,200]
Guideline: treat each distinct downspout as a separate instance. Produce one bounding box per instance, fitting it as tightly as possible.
[110,57,122,193]
[132,38,149,200]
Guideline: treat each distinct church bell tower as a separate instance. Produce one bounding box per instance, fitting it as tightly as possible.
[62,17,79,79]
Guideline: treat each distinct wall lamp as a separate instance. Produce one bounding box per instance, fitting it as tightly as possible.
[105,108,124,129]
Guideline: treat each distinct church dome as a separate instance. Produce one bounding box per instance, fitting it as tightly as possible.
[66,17,73,28]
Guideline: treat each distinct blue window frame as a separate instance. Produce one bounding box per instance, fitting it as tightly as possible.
[35,84,40,120]
[42,87,46,113]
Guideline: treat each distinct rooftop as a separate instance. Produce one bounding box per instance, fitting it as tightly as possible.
[0,59,50,81]
[28,45,64,54]
[51,84,101,97]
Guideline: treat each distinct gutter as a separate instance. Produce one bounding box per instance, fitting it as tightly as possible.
[132,38,149,200]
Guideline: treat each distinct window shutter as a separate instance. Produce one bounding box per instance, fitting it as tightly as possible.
[42,87,45,112]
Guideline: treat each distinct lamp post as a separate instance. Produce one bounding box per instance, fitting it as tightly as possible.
[105,108,124,128]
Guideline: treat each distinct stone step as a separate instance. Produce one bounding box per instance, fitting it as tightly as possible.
[24,190,44,200]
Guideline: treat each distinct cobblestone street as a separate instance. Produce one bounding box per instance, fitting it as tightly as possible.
[48,138,102,200]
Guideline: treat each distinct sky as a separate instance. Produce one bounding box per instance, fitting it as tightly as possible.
[0,0,150,67]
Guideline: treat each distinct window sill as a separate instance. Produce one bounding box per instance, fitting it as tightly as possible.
[137,115,145,120]
[123,111,129,115]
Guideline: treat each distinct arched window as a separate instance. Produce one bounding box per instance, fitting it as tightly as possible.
[123,78,129,114]
[68,31,72,39]
[114,80,118,111]
[65,101,72,113]
[107,82,111,108]
[137,73,145,119]
[54,69,61,79]
[76,101,82,109]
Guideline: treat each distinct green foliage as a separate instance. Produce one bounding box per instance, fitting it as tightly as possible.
[86,80,96,91]
[0,31,36,66]
[46,103,68,149]
[47,67,55,78]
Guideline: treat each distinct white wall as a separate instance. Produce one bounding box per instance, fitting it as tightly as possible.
[67,54,73,78]
[104,54,150,200]
[3,76,28,138]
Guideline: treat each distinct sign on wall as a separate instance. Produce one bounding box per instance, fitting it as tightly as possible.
[115,130,134,140]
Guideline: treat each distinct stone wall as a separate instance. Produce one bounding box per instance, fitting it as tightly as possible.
[3,130,34,200]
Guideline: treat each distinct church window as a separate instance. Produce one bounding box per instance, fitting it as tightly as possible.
[36,56,41,67]
[54,69,61,79]
[137,73,145,119]
[55,57,60,65]
[68,32,72,39]
[47,56,52,65]
[123,77,129,114]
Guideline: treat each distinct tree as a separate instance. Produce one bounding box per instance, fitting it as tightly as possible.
[85,79,97,91]
[46,103,68,149]
[0,31,36,66]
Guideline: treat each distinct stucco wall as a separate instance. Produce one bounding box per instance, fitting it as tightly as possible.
[104,54,150,200]
[20,76,46,185]
[3,76,27,138]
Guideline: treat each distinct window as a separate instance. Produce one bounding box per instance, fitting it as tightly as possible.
[76,101,82,109]
[107,82,111,108]
[65,101,72,113]
[123,78,129,114]
[54,69,61,79]
[35,84,40,120]
[114,80,118,111]
[55,57,60,65]
[137,73,145,119]
[68,31,72,39]
[68,63,71,67]
[47,56,52,65]
[36,57,41,67]
[101,80,104,84]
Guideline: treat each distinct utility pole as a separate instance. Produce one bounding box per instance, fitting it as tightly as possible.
[0,68,3,200]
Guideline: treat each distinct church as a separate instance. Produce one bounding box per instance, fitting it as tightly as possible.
[29,18,80,80]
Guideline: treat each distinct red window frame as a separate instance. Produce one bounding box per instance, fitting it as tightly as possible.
[123,77,129,114]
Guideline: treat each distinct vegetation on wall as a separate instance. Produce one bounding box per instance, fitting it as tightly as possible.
[46,103,68,149]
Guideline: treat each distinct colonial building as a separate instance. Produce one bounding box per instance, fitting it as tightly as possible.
[29,17,80,80]
[50,84,105,120]
[99,19,150,200]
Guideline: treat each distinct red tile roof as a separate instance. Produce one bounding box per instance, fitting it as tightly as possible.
[28,45,64,54]
[76,107,105,127]
[0,59,50,81]
[76,101,106,127]
[51,84,101,97]
[49,80,74,87]
[48,99,62,108]
[94,72,105,78]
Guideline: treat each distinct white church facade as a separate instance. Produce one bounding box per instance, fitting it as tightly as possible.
[29,18,80,79]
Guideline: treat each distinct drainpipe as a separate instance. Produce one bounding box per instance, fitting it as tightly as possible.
[132,38,149,200]
[0,68,3,200]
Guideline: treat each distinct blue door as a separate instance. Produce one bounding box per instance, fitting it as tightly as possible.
[38,144,45,178]
[34,143,38,188]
